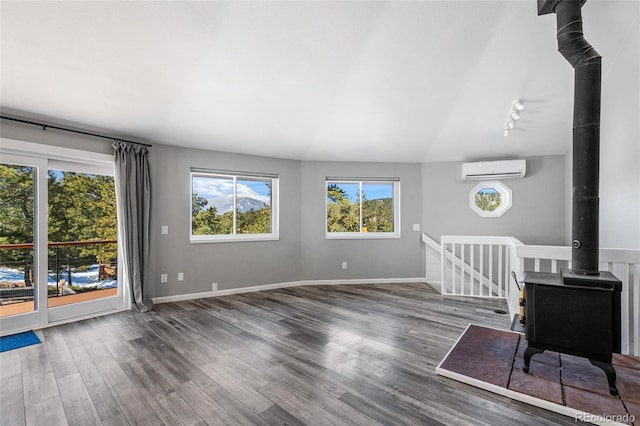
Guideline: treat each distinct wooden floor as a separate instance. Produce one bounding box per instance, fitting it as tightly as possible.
[0,282,577,425]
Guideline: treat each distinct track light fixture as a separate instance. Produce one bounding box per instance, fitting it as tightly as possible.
[504,99,524,136]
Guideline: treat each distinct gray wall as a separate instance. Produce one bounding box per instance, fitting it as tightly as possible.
[598,11,639,249]
[562,8,639,250]
[300,161,424,281]
[421,155,567,246]
[3,116,567,301]
[0,116,114,155]
[151,144,302,297]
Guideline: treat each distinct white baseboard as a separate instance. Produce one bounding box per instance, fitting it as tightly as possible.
[425,280,442,293]
[152,277,426,305]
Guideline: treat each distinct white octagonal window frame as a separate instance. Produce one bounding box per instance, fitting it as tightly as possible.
[469,181,512,218]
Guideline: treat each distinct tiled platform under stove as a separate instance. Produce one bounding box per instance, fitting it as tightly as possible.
[437,324,639,425]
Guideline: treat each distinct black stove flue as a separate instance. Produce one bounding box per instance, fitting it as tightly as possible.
[521,0,623,396]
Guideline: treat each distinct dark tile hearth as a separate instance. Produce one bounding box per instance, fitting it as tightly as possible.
[627,401,640,425]
[437,324,640,425]
[508,368,563,405]
[561,355,613,397]
[438,325,518,388]
[617,366,640,404]
[515,341,560,368]
[614,353,640,370]
[563,386,631,425]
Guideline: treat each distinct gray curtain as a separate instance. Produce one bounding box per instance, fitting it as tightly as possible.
[113,141,152,312]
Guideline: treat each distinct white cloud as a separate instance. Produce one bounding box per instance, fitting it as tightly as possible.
[193,177,270,205]
[192,176,233,199]
[237,183,270,204]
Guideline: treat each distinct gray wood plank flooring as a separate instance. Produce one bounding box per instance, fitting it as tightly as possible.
[0,282,577,425]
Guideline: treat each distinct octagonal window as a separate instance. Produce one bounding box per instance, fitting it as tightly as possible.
[469,181,512,218]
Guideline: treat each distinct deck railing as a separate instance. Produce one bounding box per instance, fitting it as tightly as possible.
[0,240,117,306]
[423,234,640,356]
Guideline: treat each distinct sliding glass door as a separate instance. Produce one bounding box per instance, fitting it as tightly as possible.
[0,141,126,334]
[0,154,48,331]
[46,160,122,322]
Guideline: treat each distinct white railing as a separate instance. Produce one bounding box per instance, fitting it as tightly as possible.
[513,245,640,356]
[422,234,640,356]
[439,235,522,301]
[422,233,443,288]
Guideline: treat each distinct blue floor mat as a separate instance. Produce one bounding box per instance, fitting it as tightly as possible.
[0,330,41,352]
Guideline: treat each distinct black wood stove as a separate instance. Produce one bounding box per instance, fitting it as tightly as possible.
[522,270,622,395]
[521,0,623,396]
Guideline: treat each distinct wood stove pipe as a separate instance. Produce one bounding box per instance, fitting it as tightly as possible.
[539,0,601,275]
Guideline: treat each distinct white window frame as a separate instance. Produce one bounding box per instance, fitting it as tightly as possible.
[190,169,279,243]
[469,181,513,218]
[325,178,401,239]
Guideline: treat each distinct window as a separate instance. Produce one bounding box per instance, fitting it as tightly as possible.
[469,181,512,217]
[190,169,278,242]
[326,178,400,238]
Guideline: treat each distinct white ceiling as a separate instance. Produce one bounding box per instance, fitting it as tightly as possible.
[1,1,638,163]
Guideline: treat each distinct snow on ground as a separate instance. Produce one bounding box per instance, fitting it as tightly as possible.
[0,265,117,288]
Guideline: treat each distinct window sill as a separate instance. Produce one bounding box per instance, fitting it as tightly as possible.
[190,235,279,244]
[325,233,400,240]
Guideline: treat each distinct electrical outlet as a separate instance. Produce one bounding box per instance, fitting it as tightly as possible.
[161,226,168,235]
[177,272,184,281]
[160,274,168,283]
[342,262,348,270]
[211,282,218,291]
[413,223,421,231]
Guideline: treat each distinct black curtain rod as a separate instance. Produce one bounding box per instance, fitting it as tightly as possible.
[0,115,152,147]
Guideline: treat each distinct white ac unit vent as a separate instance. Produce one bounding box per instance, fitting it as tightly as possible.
[461,159,526,180]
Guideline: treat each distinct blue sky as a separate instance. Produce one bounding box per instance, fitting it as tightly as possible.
[49,170,102,181]
[329,182,392,202]
[477,188,499,195]
[50,170,64,180]
[239,179,271,198]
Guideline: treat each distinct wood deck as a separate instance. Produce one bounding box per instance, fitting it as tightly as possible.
[47,288,118,308]
[0,282,576,425]
[0,288,118,318]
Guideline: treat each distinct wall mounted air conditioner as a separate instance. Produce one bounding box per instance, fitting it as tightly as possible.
[461,159,526,180]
